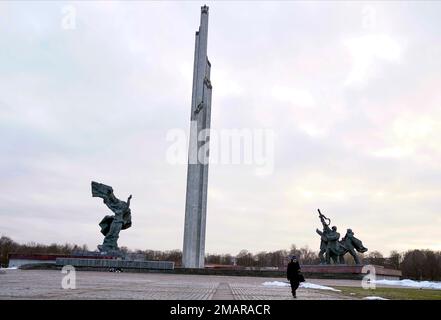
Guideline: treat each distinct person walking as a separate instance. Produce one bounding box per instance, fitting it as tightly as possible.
[286,255,303,298]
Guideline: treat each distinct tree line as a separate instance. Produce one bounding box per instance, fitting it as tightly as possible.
[1,235,440,280]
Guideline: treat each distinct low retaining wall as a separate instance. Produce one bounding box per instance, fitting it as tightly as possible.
[55,258,174,270]
[301,264,402,280]
[8,253,115,268]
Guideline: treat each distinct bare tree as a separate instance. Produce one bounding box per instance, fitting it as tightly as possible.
[389,250,402,269]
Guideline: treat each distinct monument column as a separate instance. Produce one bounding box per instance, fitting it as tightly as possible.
[182,5,213,269]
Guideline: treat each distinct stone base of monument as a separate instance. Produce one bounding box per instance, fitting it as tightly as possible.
[300,264,402,280]
[55,258,174,271]
[8,253,114,269]
[8,253,174,272]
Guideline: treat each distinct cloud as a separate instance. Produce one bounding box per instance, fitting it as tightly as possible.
[344,33,403,86]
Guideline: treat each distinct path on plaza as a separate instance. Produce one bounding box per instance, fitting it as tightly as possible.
[0,269,356,300]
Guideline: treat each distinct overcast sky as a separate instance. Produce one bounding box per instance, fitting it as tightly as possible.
[1,1,440,256]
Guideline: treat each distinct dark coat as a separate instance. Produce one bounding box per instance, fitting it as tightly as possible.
[287,261,301,281]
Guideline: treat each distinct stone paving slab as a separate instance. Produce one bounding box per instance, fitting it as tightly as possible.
[0,269,356,300]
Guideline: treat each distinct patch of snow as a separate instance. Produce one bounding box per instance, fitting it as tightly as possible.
[262,281,290,287]
[0,267,18,270]
[363,296,389,300]
[300,282,341,292]
[262,281,341,292]
[373,279,441,290]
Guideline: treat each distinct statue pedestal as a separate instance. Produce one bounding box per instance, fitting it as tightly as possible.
[300,264,402,280]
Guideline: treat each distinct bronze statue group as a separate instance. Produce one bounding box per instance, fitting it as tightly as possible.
[91,181,132,254]
[316,209,368,265]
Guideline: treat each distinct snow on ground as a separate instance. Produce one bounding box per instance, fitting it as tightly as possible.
[0,267,18,270]
[262,281,290,287]
[300,282,341,292]
[262,281,341,292]
[363,296,389,300]
[373,279,441,290]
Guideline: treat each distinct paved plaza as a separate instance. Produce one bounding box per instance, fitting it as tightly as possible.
[0,269,358,300]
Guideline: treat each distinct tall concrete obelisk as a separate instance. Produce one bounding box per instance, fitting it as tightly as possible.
[182,5,213,269]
